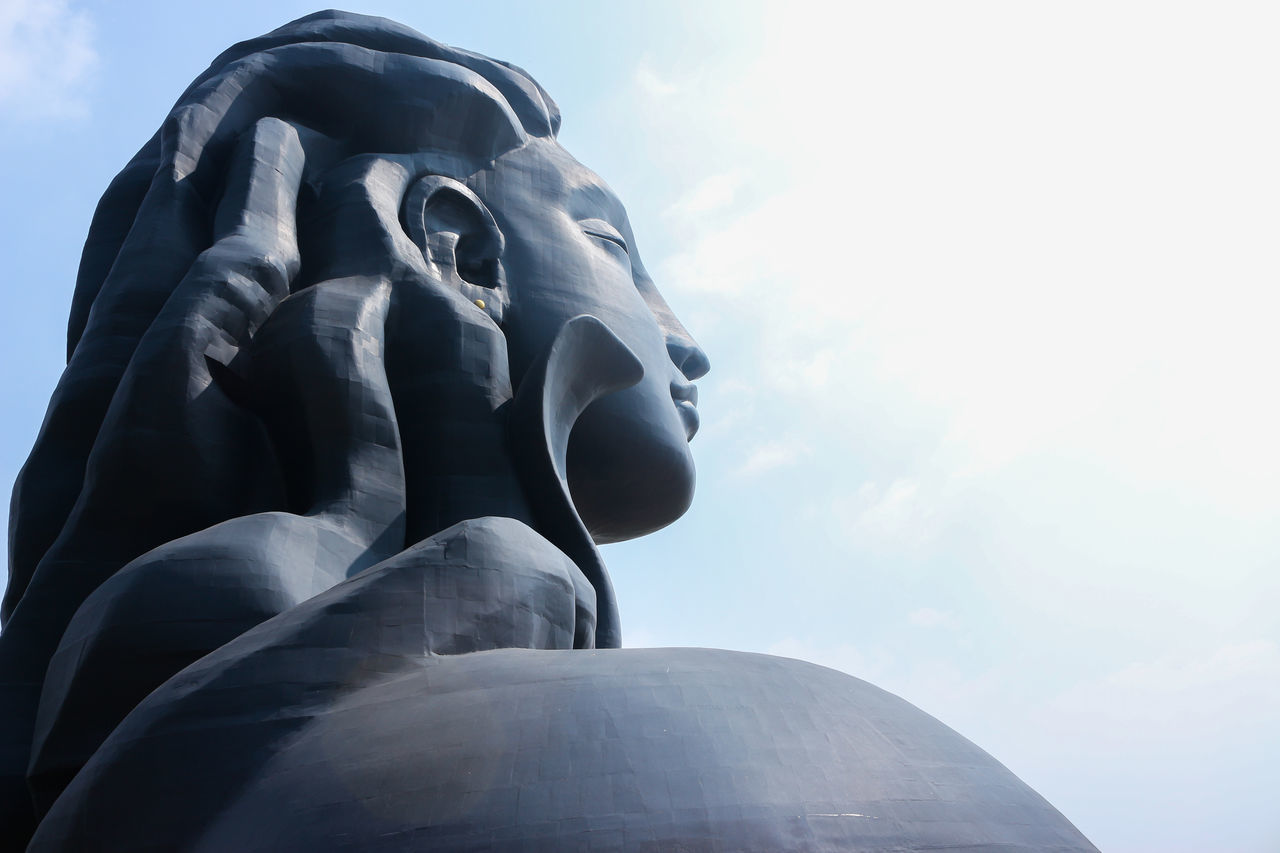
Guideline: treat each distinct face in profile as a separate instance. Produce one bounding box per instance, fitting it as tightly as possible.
[475,138,710,543]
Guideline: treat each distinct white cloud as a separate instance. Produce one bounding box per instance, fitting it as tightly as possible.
[734,439,805,478]
[663,171,744,222]
[619,5,1280,849]
[0,0,96,119]
[648,0,1280,512]
[907,607,956,629]
[1008,641,1280,853]
[1047,640,1280,739]
[632,56,677,99]
[832,479,938,552]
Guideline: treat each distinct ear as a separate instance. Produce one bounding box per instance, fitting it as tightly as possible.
[402,175,507,322]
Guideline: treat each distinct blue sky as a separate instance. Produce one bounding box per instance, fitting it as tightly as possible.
[2,2,1278,850]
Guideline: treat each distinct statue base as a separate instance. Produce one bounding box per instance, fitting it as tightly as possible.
[32,647,1097,852]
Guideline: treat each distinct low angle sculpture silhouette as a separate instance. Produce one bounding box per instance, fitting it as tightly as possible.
[0,11,1097,851]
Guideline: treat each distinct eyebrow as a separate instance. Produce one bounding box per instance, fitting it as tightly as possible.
[569,180,628,225]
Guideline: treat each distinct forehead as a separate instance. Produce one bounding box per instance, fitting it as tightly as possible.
[476,139,630,225]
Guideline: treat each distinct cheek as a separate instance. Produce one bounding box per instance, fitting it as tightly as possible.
[565,382,696,543]
[506,283,659,393]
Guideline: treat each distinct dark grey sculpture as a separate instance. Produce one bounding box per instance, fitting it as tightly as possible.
[0,11,1097,851]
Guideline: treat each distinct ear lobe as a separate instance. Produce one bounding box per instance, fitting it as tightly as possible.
[402,174,506,299]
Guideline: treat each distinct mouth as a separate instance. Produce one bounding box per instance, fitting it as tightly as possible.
[671,381,700,441]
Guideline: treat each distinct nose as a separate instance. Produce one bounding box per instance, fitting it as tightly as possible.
[666,334,711,381]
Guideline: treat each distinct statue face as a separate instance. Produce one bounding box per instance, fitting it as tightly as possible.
[478,139,710,543]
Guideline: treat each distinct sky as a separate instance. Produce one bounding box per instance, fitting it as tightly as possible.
[1,1,1277,850]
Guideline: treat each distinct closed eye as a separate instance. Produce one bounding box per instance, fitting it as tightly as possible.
[580,218,628,253]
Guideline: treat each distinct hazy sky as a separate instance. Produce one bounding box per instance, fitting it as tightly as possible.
[1,2,1277,850]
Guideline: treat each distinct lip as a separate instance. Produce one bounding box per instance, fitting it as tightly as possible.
[671,381,700,440]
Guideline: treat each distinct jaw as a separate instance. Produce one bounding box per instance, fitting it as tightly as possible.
[566,393,696,544]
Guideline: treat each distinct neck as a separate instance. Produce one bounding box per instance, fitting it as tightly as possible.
[401,425,539,543]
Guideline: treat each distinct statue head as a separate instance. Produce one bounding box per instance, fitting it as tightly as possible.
[0,12,714,839]
[4,9,707,637]
[476,137,710,541]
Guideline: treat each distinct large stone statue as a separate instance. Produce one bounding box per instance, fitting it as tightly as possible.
[0,12,1097,851]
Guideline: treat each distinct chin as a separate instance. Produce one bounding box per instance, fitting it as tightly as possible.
[566,401,696,544]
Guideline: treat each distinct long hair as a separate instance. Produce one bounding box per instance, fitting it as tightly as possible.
[5,11,559,625]
[0,14,581,841]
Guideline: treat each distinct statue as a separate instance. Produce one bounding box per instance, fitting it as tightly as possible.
[0,12,1098,851]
